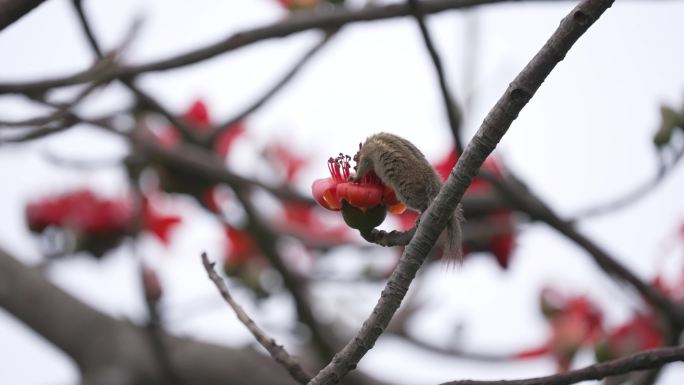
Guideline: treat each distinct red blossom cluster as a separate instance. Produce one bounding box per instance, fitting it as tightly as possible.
[145,100,246,206]
[26,189,181,257]
[137,100,355,294]
[26,189,131,235]
[516,288,604,371]
[516,284,670,372]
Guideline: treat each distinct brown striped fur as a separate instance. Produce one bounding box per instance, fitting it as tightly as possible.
[351,132,464,261]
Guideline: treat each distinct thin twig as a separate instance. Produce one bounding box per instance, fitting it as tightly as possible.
[205,29,338,144]
[0,118,76,143]
[483,171,684,326]
[0,114,119,144]
[308,1,617,384]
[42,150,123,169]
[407,0,464,153]
[201,253,312,384]
[230,186,341,363]
[440,346,684,385]
[133,138,314,203]
[71,0,202,144]
[359,227,416,247]
[0,80,105,128]
[72,0,103,57]
[569,145,684,221]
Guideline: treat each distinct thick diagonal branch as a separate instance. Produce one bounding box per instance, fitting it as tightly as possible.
[308,1,616,384]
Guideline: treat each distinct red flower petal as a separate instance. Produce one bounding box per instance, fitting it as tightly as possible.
[183,100,211,128]
[312,178,341,211]
[225,225,257,266]
[214,121,246,158]
[143,198,182,246]
[336,182,383,209]
[267,142,308,183]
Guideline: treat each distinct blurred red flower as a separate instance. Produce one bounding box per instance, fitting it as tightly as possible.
[142,197,182,246]
[595,313,663,362]
[26,189,131,235]
[26,189,183,256]
[150,99,246,158]
[266,142,308,184]
[418,148,516,268]
[517,288,603,371]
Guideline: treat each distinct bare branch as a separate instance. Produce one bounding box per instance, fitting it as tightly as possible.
[0,0,568,95]
[202,253,312,384]
[71,0,203,144]
[0,0,48,32]
[440,346,684,385]
[0,80,105,128]
[0,118,76,143]
[0,114,119,144]
[132,136,314,204]
[407,0,464,153]
[229,186,342,364]
[359,227,416,247]
[483,172,684,326]
[205,29,338,144]
[308,1,616,384]
[569,145,684,220]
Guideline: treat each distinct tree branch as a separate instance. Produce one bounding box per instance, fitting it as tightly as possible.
[483,172,684,326]
[569,144,684,221]
[205,28,338,144]
[0,246,310,385]
[440,346,684,385]
[0,0,48,32]
[308,1,616,384]
[230,186,342,364]
[0,0,571,95]
[407,0,464,153]
[202,253,312,384]
[71,0,203,144]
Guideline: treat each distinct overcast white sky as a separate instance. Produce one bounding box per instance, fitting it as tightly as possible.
[1,0,684,384]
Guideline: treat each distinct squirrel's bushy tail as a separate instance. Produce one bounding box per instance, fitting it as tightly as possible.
[445,204,464,263]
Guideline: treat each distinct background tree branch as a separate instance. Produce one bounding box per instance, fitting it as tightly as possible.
[0,0,48,32]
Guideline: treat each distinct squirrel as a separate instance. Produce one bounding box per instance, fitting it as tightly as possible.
[350,132,464,261]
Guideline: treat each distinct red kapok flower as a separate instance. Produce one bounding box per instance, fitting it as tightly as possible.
[26,189,134,257]
[312,154,351,211]
[275,202,350,248]
[595,313,663,362]
[432,148,516,268]
[26,189,132,235]
[148,99,246,159]
[312,153,403,212]
[278,0,320,10]
[214,121,246,158]
[142,197,182,246]
[517,288,604,371]
[312,152,405,230]
[225,225,258,268]
[183,100,211,127]
[266,141,309,183]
